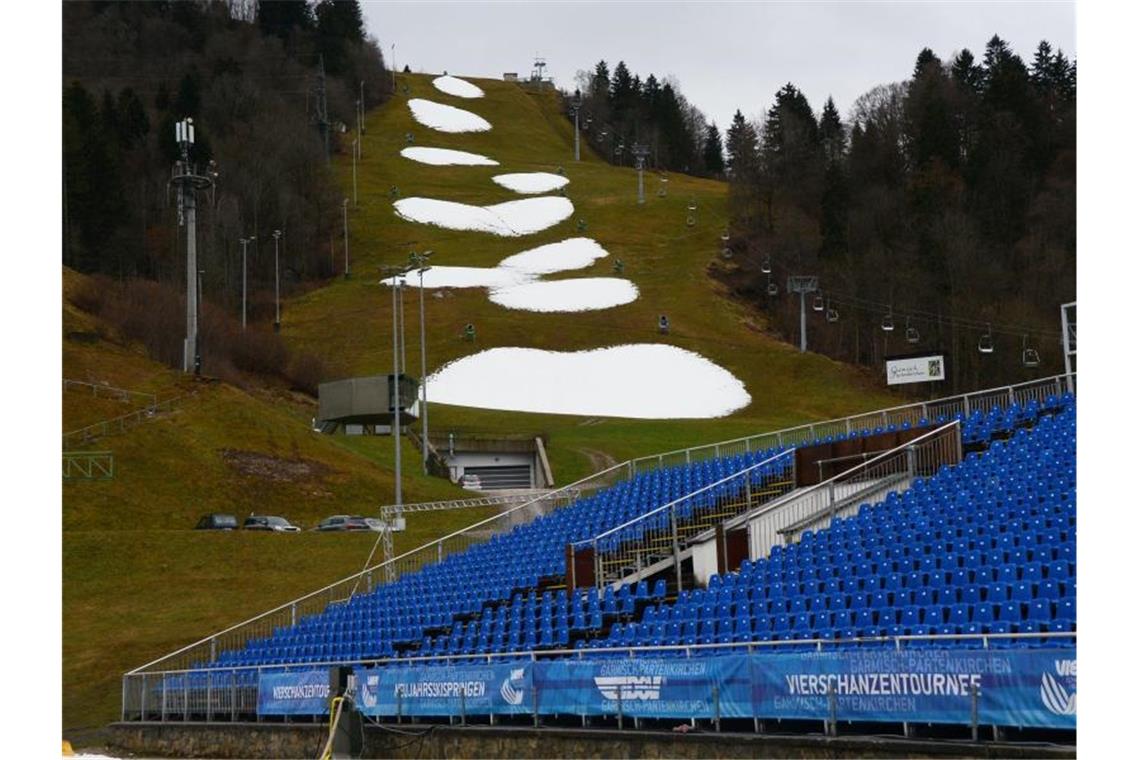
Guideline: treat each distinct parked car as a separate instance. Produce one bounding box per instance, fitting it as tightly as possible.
[195,513,238,531]
[315,515,372,532]
[460,473,482,490]
[243,515,301,533]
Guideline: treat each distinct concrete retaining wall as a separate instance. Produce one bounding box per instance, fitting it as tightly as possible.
[108,722,1075,760]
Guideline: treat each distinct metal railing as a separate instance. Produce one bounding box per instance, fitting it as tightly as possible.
[120,631,1077,724]
[123,375,1070,693]
[63,451,114,480]
[574,450,796,590]
[126,460,633,678]
[63,378,158,407]
[742,422,962,559]
[627,373,1071,475]
[62,394,189,450]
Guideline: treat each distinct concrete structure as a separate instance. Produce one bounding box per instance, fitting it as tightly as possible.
[316,374,418,434]
[432,433,552,490]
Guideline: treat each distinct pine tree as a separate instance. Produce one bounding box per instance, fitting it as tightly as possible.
[258,0,313,38]
[702,123,725,175]
[725,109,758,177]
[316,0,365,74]
[951,49,984,96]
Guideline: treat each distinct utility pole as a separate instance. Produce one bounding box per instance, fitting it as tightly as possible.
[787,276,819,353]
[170,118,213,374]
[632,142,650,204]
[240,235,256,330]
[342,199,350,278]
[570,90,582,161]
[391,44,396,91]
[273,229,282,332]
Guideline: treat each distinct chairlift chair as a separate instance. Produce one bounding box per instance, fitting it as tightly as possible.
[1021,335,1041,367]
[881,311,895,332]
[686,214,696,227]
[978,324,995,354]
[812,294,825,312]
[905,317,920,344]
[720,229,730,242]
[826,305,839,323]
[721,247,733,260]
[760,256,772,275]
[766,276,779,297]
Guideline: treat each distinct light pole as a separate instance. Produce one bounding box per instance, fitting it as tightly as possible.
[351,139,358,207]
[409,251,433,474]
[272,229,282,332]
[392,276,403,509]
[240,235,256,330]
[342,198,350,279]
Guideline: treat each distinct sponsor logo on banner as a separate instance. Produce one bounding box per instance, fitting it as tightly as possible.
[500,668,526,706]
[594,675,664,701]
[885,354,946,386]
[361,674,380,709]
[1040,659,1077,716]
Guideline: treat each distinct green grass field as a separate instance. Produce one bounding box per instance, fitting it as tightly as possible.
[62,72,903,735]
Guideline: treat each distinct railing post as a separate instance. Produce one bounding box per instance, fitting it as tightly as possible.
[230,670,237,722]
[291,603,296,627]
[207,672,213,722]
[616,684,623,730]
[121,676,127,722]
[459,685,466,726]
[971,682,980,742]
[161,674,167,722]
[670,505,682,593]
[184,672,190,721]
[141,674,147,721]
[712,684,721,732]
[827,680,837,736]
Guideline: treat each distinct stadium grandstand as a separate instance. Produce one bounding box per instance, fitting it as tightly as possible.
[121,374,1075,742]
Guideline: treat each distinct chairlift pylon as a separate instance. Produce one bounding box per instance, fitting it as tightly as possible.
[905,317,920,344]
[978,323,995,354]
[881,310,895,332]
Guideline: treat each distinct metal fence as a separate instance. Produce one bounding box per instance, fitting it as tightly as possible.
[62,451,114,480]
[627,374,1071,475]
[576,450,796,589]
[121,631,1076,725]
[126,460,633,678]
[744,422,962,559]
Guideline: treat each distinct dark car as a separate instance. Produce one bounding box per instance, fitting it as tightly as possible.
[316,514,372,532]
[195,513,238,531]
[243,515,301,533]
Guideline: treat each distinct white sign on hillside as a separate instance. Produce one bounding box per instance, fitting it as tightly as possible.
[885,354,946,386]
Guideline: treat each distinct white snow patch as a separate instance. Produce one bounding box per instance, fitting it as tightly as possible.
[381,266,531,290]
[496,237,610,275]
[394,197,573,236]
[400,147,499,166]
[492,172,570,194]
[432,75,485,99]
[427,345,750,419]
[408,98,491,133]
[489,278,638,312]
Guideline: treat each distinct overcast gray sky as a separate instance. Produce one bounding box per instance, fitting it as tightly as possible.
[361,1,1075,130]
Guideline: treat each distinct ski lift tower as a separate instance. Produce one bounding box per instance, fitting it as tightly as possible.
[786,276,819,353]
[632,142,650,204]
[1060,301,1076,392]
[169,118,215,374]
[531,55,547,83]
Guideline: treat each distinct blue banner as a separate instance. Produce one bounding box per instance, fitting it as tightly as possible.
[356,662,534,717]
[535,655,751,719]
[256,669,332,716]
[750,648,1075,729]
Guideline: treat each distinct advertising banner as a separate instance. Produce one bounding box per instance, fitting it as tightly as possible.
[355,662,534,717]
[256,669,331,716]
[886,354,946,385]
[535,655,751,719]
[750,647,1075,729]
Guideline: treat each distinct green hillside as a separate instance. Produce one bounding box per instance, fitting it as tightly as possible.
[62,73,902,735]
[285,73,897,482]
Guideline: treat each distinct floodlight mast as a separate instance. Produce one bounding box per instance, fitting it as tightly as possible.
[170,117,214,373]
